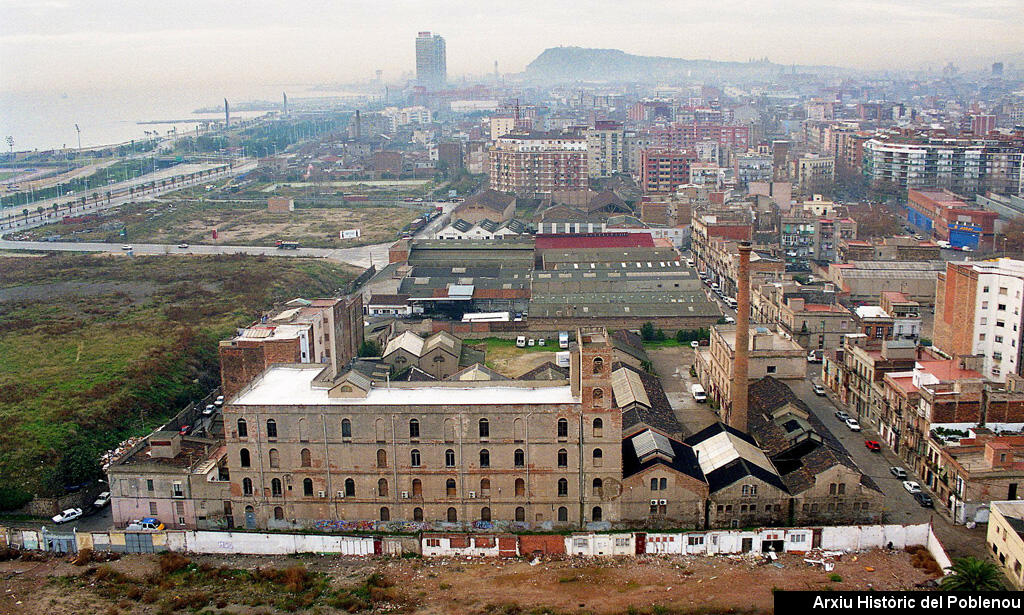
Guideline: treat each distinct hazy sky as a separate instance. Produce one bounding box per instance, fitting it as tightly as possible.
[1,0,1021,92]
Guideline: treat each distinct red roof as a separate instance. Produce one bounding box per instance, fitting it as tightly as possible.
[535,233,654,250]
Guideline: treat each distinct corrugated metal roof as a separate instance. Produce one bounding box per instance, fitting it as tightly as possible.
[631,430,674,460]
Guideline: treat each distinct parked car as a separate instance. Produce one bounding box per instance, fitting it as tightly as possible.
[214,395,224,407]
[864,440,881,451]
[813,383,826,396]
[807,350,823,363]
[515,336,526,348]
[52,508,83,524]
[177,243,189,249]
[845,418,862,431]
[93,492,111,508]
[914,492,934,508]
[690,384,707,403]
[723,316,736,324]
[121,245,133,251]
[690,341,700,349]
[527,338,535,347]
[890,467,908,479]
[835,410,850,422]
[126,517,165,531]
[537,338,545,347]
[902,481,922,494]
[202,404,216,416]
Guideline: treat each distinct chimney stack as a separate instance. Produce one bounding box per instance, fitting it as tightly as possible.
[729,241,752,433]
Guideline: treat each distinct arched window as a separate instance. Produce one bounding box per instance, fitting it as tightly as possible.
[302,478,313,497]
[411,449,421,467]
[273,506,284,520]
[375,418,386,442]
[592,356,604,374]
[557,506,568,522]
[444,418,456,442]
[445,449,455,467]
[480,507,491,522]
[650,477,658,491]
[557,448,568,468]
[237,418,248,438]
[592,506,603,522]
[592,448,603,467]
[268,448,280,468]
[297,417,308,442]
[478,418,489,439]
[266,419,277,439]
[412,478,422,497]
[409,418,420,439]
[837,483,846,495]
[513,418,525,442]
[378,478,388,497]
[341,418,352,439]
[514,449,525,468]
[557,418,568,440]
[300,448,311,467]
[446,478,456,497]
[593,478,603,497]
[242,477,253,495]
[515,506,525,522]
[514,478,526,497]
[593,417,603,437]
[447,507,457,522]
[557,478,568,496]
[479,449,490,468]
[413,507,423,521]
[377,449,387,468]
[592,388,604,404]
[380,507,390,521]
[343,478,355,497]
[239,448,251,468]
[271,478,282,497]
[659,478,667,490]
[480,478,491,495]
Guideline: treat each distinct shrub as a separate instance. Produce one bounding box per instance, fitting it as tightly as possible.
[828,573,843,582]
[157,552,190,574]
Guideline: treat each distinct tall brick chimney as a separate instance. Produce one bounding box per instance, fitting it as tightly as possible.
[729,241,752,433]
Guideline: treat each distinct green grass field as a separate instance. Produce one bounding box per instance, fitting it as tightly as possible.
[0,253,357,503]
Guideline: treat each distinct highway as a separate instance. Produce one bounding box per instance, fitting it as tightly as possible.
[0,238,391,269]
[0,159,256,233]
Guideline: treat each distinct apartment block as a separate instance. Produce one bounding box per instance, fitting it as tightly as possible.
[586,121,626,178]
[489,131,588,196]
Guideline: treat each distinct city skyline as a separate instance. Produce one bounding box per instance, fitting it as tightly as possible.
[1,0,1021,93]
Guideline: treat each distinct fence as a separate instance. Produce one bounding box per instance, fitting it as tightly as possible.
[0,522,950,569]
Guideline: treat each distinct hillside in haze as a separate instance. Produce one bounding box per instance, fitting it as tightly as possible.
[523,46,855,83]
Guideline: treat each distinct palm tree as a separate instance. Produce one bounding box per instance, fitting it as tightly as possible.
[940,556,1006,591]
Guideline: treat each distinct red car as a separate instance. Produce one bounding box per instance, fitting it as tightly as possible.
[864,440,881,452]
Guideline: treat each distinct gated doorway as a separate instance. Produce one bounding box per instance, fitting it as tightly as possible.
[245,506,256,529]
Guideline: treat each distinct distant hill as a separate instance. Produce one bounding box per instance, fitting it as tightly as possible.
[523,46,853,83]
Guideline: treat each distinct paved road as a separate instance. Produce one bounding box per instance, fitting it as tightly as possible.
[0,238,391,269]
[788,378,987,558]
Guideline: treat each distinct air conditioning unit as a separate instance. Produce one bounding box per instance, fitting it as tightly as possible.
[659,499,667,506]
[469,491,476,498]
[401,491,409,499]
[318,491,326,498]
[336,491,344,498]
[650,499,658,506]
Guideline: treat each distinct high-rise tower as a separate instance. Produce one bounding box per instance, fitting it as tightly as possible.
[415,31,447,90]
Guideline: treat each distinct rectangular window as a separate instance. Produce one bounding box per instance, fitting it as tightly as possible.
[980,334,986,341]
[614,538,630,547]
[146,479,154,492]
[996,335,1004,343]
[149,502,158,516]
[172,483,183,498]
[1000,287,1008,295]
[998,321,1006,328]
[999,304,1007,311]
[175,501,185,515]
[767,365,777,374]
[790,534,806,543]
[687,536,704,546]
[573,538,589,548]
[982,301,989,309]
[981,317,988,325]
[426,538,441,547]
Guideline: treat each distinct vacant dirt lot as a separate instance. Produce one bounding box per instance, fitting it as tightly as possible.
[1,547,939,614]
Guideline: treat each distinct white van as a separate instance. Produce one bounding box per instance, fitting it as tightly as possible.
[725,297,737,309]
[555,351,571,368]
[558,331,570,349]
[516,335,526,347]
[690,384,707,403]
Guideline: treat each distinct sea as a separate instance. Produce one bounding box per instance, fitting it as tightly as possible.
[0,83,356,153]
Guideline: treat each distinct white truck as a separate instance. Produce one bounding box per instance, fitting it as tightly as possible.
[558,331,570,349]
[690,384,707,403]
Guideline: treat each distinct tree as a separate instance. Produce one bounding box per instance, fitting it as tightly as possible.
[940,556,1006,591]
[358,339,381,357]
[640,321,656,341]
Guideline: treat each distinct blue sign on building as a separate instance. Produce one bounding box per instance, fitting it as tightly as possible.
[948,221,981,249]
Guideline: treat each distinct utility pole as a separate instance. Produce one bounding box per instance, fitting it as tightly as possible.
[75,124,81,156]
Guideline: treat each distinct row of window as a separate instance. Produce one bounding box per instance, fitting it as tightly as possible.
[241,476,608,499]
[235,417,604,442]
[285,505,599,524]
[238,446,604,470]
